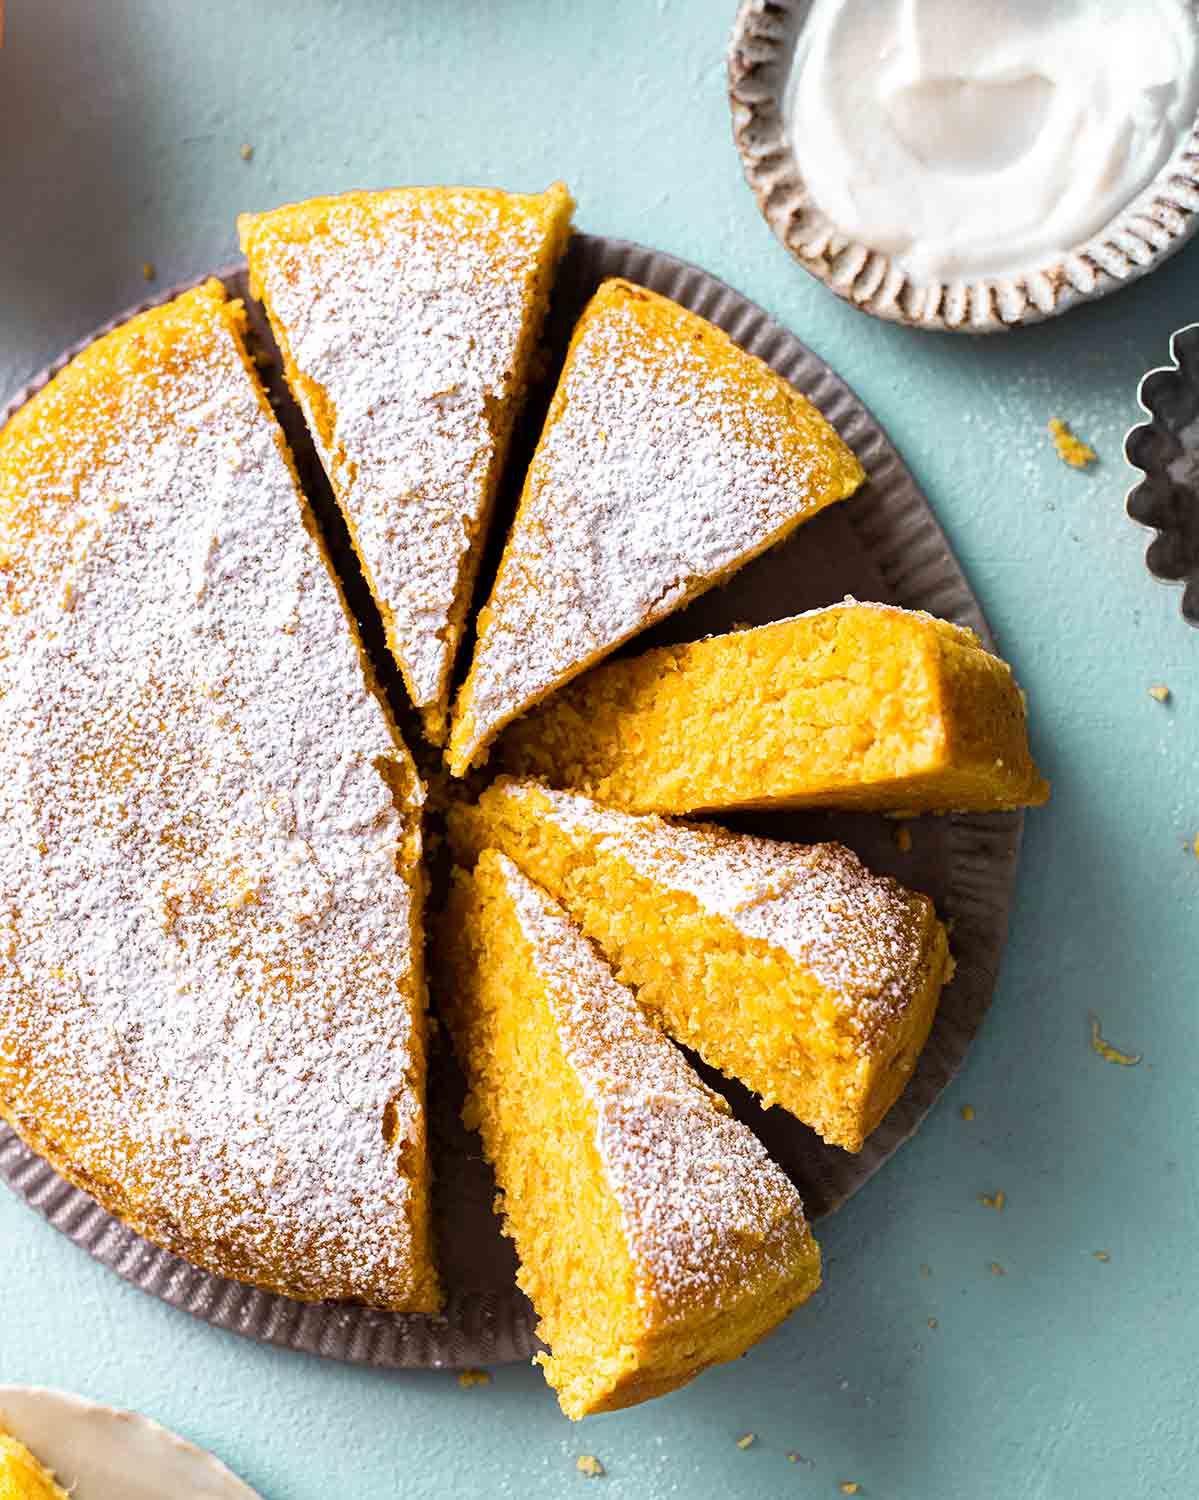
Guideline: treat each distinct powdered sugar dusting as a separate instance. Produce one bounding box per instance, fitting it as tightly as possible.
[450,278,864,769]
[494,853,816,1314]
[242,187,570,722]
[491,781,941,1041]
[0,283,433,1307]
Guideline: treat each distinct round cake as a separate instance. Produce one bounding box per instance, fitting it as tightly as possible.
[0,203,1047,1401]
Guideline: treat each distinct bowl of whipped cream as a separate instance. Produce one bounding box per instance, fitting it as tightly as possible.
[729,0,1199,331]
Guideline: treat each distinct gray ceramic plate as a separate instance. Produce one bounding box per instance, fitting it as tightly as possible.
[1126,323,1199,625]
[0,232,1025,1368]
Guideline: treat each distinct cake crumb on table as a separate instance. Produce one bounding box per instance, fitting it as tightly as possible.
[787,1451,812,1465]
[457,1368,491,1389]
[1094,1250,1111,1263]
[979,1190,1006,1211]
[989,1262,1005,1276]
[576,1455,605,1478]
[240,142,254,160]
[141,261,156,281]
[1149,684,1171,703]
[1089,1014,1142,1066]
[919,1263,931,1278]
[736,1432,756,1449]
[1048,416,1097,468]
[927,1317,938,1329]
[960,1104,975,1121]
[840,1483,861,1495]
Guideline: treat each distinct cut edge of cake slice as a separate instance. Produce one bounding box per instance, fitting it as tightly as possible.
[221,285,441,1312]
[437,848,821,1418]
[239,183,576,746]
[446,277,866,776]
[494,598,1051,816]
[447,779,951,1153]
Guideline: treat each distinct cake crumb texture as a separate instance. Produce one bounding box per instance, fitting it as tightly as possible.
[1048,416,1096,468]
[0,280,437,1310]
[496,600,1049,815]
[0,1428,71,1500]
[448,780,952,1152]
[437,850,820,1418]
[447,277,865,773]
[1088,1014,1142,1066]
[239,183,575,742]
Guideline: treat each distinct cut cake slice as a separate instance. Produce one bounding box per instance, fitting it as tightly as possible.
[239,183,575,743]
[446,277,865,774]
[496,599,1050,815]
[438,849,821,1418]
[448,780,952,1152]
[0,1428,70,1500]
[0,281,437,1310]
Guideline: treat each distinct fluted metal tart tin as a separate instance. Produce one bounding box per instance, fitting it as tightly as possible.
[728,0,1199,333]
[1126,323,1199,625]
[0,233,1026,1367]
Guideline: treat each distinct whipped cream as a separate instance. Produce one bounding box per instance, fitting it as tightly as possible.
[785,0,1199,280]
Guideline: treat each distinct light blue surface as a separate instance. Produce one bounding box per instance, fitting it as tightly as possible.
[1,3,1196,1496]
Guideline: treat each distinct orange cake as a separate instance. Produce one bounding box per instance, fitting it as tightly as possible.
[446,278,865,774]
[0,1431,69,1500]
[239,183,575,742]
[438,850,821,1418]
[0,281,438,1310]
[449,781,952,1152]
[496,599,1050,815]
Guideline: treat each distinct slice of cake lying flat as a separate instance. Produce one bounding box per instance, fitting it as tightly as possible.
[0,1429,70,1500]
[0,281,438,1311]
[446,278,866,774]
[449,781,952,1152]
[239,183,575,742]
[439,849,821,1418]
[496,600,1050,816]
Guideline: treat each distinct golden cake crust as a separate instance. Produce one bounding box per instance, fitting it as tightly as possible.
[447,277,865,774]
[439,850,821,1418]
[239,183,575,743]
[449,780,951,1152]
[0,281,438,1310]
[496,599,1050,815]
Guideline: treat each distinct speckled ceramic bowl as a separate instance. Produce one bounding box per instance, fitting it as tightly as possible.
[728,0,1199,332]
[1126,324,1199,625]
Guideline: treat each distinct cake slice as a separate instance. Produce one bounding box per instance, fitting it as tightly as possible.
[446,278,865,774]
[0,280,437,1310]
[438,849,821,1418]
[239,183,575,742]
[449,781,952,1152]
[496,600,1050,815]
[0,1430,70,1500]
